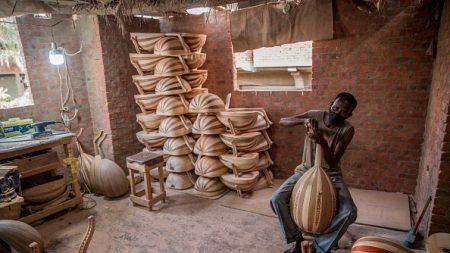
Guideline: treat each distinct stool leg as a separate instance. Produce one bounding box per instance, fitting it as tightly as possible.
[129,169,136,196]
[144,167,153,211]
[158,164,166,203]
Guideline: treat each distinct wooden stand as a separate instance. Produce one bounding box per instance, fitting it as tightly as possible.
[126,152,166,210]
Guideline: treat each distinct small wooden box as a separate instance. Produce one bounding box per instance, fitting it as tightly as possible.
[0,195,23,219]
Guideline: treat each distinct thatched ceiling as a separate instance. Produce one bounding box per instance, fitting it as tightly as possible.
[0,0,259,18]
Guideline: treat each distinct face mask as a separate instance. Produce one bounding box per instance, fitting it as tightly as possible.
[328,109,345,125]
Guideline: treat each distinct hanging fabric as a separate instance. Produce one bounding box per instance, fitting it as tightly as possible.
[230,0,333,52]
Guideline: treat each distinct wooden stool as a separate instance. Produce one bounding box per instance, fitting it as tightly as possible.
[126,152,166,210]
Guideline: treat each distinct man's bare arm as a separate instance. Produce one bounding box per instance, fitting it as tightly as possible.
[310,127,355,168]
[279,112,311,127]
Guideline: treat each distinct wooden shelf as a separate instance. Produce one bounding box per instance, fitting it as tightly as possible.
[21,161,62,178]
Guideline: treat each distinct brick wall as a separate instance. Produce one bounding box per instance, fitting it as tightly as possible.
[160,0,434,193]
[0,15,94,153]
[96,16,160,168]
[415,0,450,236]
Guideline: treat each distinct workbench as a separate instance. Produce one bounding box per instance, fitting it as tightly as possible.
[0,133,83,224]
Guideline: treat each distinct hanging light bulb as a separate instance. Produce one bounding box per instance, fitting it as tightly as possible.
[186,7,211,15]
[49,42,64,65]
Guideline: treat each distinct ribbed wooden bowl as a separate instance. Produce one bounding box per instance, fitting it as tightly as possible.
[150,167,169,180]
[351,237,414,253]
[193,135,228,156]
[22,176,66,203]
[253,170,274,191]
[155,76,192,95]
[290,165,337,234]
[0,220,44,253]
[184,87,208,102]
[219,152,259,172]
[181,70,208,88]
[154,57,189,77]
[189,93,225,113]
[195,156,228,178]
[194,176,227,198]
[136,130,167,149]
[157,95,189,116]
[166,155,195,173]
[166,172,194,190]
[220,171,259,192]
[182,33,207,52]
[182,53,207,69]
[220,132,271,153]
[130,53,166,75]
[159,115,192,137]
[154,36,190,56]
[217,110,259,132]
[163,136,195,156]
[130,33,165,53]
[135,94,165,113]
[136,112,166,132]
[132,75,164,95]
[224,108,273,133]
[192,114,226,135]
[255,151,274,171]
[186,112,198,123]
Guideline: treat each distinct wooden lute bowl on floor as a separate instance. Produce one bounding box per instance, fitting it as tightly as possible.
[166,172,195,190]
[0,220,44,253]
[290,146,337,234]
[351,236,415,253]
[193,176,227,199]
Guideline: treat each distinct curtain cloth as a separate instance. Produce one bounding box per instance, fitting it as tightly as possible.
[230,0,333,52]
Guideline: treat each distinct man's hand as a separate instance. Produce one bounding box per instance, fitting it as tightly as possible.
[305,119,326,145]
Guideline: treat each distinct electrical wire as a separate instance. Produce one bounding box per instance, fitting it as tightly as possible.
[56,43,83,130]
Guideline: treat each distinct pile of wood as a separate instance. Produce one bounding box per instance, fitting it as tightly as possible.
[130,32,208,190]
[217,94,274,197]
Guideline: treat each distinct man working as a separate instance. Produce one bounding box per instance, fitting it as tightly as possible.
[271,92,358,253]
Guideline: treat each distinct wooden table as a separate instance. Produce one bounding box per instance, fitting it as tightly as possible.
[0,133,83,224]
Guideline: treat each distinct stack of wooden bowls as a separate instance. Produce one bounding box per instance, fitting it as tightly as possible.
[189,93,229,199]
[130,33,208,189]
[216,94,275,197]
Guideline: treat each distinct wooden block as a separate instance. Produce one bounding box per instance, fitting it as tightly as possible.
[126,152,163,166]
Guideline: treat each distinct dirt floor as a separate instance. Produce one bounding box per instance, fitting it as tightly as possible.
[33,189,414,253]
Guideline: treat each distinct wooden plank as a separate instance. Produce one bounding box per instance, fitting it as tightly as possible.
[19,196,82,224]
[0,134,74,160]
[2,151,60,177]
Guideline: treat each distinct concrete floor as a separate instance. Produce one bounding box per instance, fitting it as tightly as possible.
[33,189,412,253]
